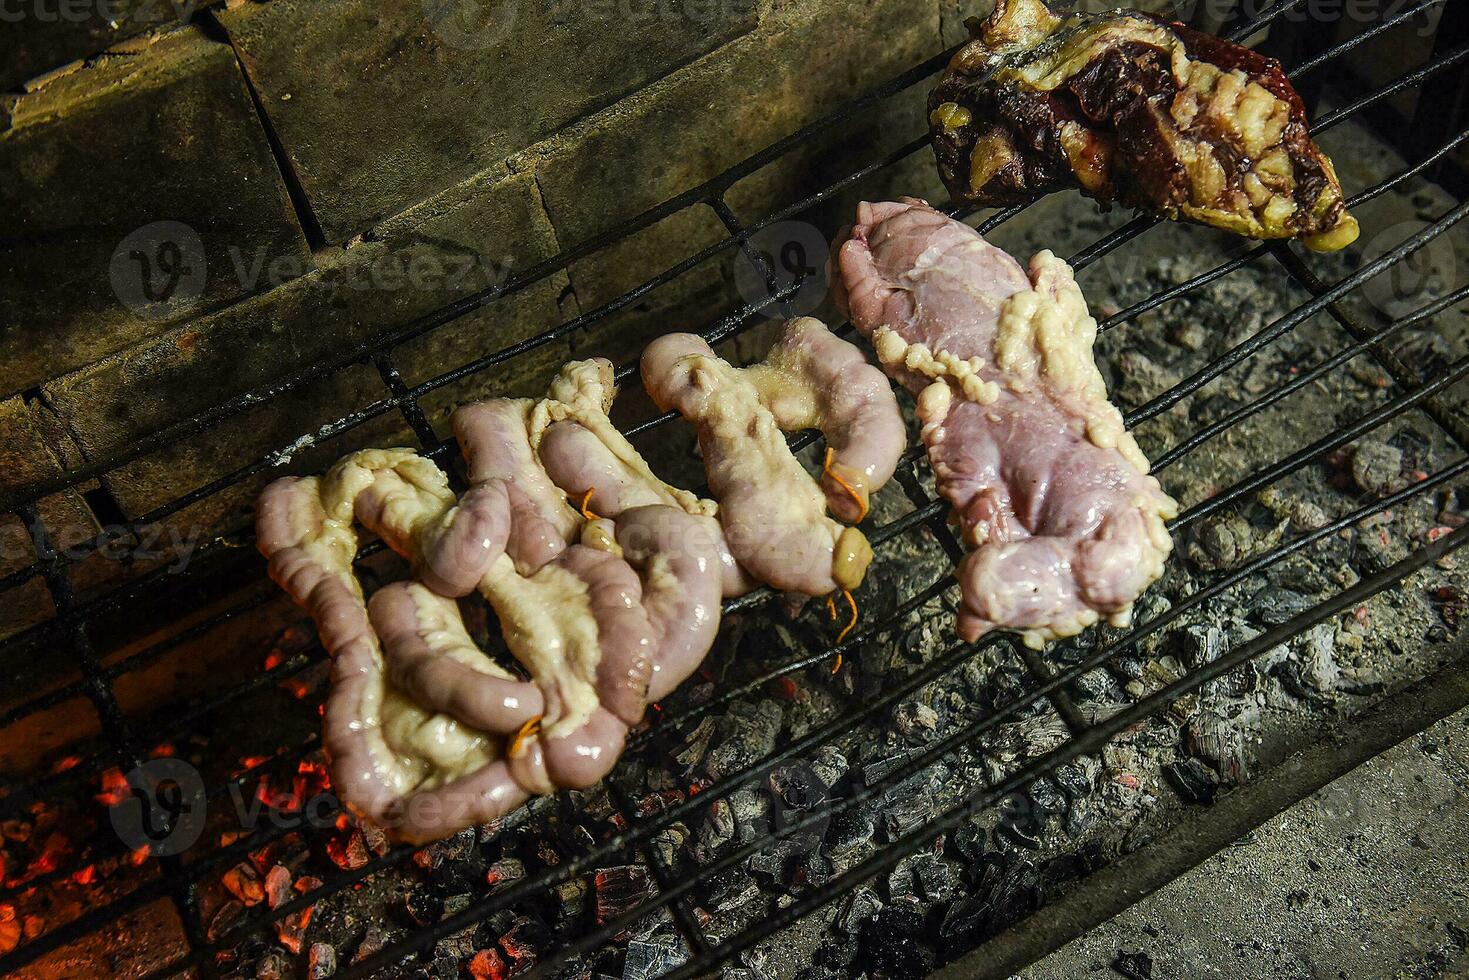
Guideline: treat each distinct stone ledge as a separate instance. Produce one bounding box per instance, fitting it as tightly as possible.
[0,25,311,397]
[39,167,571,532]
[216,0,762,243]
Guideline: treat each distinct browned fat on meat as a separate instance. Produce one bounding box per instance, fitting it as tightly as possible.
[929,0,1359,251]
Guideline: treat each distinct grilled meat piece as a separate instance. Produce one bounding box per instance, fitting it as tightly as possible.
[835,199,1178,647]
[642,317,904,596]
[256,455,529,843]
[929,0,1359,251]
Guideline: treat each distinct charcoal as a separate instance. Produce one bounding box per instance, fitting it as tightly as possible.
[484,857,524,892]
[1298,623,1342,693]
[950,819,986,864]
[697,798,736,857]
[746,839,801,883]
[729,788,771,843]
[1246,586,1314,627]
[809,746,848,788]
[769,763,827,812]
[1113,948,1155,979]
[1163,757,1219,805]
[1113,654,1145,682]
[836,886,883,934]
[651,825,686,869]
[996,794,1044,850]
[351,926,387,964]
[879,772,938,840]
[672,717,716,772]
[1065,798,1097,838]
[623,937,687,980]
[1351,439,1404,497]
[894,700,941,740]
[704,868,758,913]
[1203,661,1260,699]
[554,878,588,927]
[1189,512,1254,569]
[798,848,834,890]
[826,803,876,855]
[1050,758,1099,801]
[307,942,336,979]
[704,701,784,778]
[498,915,548,969]
[1027,777,1066,820]
[857,746,920,786]
[980,861,1043,932]
[208,900,246,943]
[467,949,507,980]
[859,904,935,977]
[817,934,859,969]
[255,948,288,980]
[402,889,442,929]
[911,852,955,902]
[596,866,654,925]
[1187,711,1249,783]
[939,895,988,945]
[1071,667,1120,702]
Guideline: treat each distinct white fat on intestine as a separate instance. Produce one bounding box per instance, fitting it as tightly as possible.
[298,464,500,792]
[874,251,1152,475]
[478,553,603,739]
[529,359,715,519]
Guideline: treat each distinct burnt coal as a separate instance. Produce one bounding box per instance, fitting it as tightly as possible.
[1113,948,1155,979]
[889,852,955,903]
[703,868,758,914]
[836,885,883,934]
[949,820,986,865]
[1163,757,1219,805]
[939,895,988,946]
[622,936,687,980]
[878,770,941,840]
[817,934,859,969]
[769,764,827,811]
[1247,586,1315,627]
[596,866,655,925]
[859,903,935,977]
[825,803,876,856]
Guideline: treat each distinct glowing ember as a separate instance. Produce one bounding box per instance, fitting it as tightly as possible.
[468,948,508,980]
[327,830,369,870]
[96,768,129,807]
[0,904,19,955]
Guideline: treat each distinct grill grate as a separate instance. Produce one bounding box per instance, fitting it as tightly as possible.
[2,0,1468,976]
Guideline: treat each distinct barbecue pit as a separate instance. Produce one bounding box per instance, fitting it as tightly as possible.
[1,0,1467,977]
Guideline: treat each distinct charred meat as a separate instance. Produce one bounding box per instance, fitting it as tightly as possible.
[929,0,1359,251]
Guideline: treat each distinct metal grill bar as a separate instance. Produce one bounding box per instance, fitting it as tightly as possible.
[2,0,1467,976]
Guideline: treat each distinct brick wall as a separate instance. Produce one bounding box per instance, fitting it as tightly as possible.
[0,0,949,633]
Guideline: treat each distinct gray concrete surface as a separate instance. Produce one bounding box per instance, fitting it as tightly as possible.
[1020,706,1469,980]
